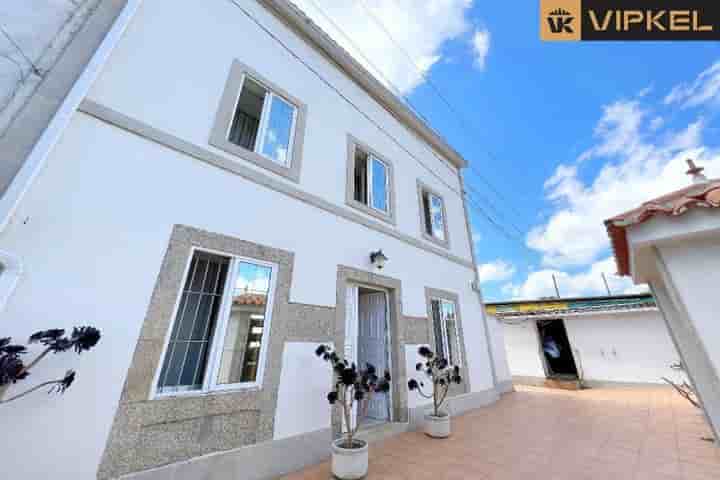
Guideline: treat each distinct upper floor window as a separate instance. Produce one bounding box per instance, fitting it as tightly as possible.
[429,297,462,366]
[156,250,277,395]
[211,60,307,183]
[345,135,396,224]
[418,181,449,247]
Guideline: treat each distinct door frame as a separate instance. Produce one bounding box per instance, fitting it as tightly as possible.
[535,318,579,379]
[354,284,393,423]
[334,266,408,437]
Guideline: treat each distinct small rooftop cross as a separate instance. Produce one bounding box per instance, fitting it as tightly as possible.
[686,159,708,184]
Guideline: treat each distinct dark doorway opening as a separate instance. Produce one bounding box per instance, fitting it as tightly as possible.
[537,319,578,379]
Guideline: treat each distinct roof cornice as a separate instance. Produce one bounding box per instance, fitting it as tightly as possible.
[256,0,468,170]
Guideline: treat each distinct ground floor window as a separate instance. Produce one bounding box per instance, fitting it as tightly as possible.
[156,250,277,395]
[430,297,462,366]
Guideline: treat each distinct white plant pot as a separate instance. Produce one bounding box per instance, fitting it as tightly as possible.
[424,412,451,438]
[331,438,369,479]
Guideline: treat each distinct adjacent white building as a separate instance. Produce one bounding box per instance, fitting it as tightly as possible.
[605,160,720,442]
[0,1,508,479]
[488,294,685,388]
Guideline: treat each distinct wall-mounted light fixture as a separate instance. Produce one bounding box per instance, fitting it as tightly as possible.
[370,249,388,270]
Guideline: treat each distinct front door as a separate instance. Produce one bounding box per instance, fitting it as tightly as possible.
[357,290,390,423]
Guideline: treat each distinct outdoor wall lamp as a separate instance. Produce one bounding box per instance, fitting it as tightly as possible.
[370,249,388,270]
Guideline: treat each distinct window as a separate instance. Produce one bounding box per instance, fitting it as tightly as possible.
[418,181,449,247]
[228,76,297,166]
[430,298,462,366]
[156,250,277,395]
[346,136,395,223]
[210,61,307,182]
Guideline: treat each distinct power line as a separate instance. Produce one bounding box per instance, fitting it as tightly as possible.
[354,0,529,221]
[0,23,42,76]
[227,0,531,248]
[226,0,464,199]
[302,0,433,128]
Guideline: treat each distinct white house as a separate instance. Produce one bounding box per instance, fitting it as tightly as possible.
[605,160,720,442]
[488,294,685,388]
[0,1,509,479]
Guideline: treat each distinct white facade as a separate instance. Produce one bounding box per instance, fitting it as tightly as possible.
[0,1,502,479]
[623,207,720,441]
[500,310,684,385]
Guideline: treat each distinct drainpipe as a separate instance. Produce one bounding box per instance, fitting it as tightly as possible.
[459,171,498,390]
[0,0,144,233]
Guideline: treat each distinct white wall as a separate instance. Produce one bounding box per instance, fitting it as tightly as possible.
[659,237,720,377]
[500,318,546,378]
[564,311,683,384]
[485,313,511,385]
[274,342,331,440]
[501,311,684,384]
[0,1,494,478]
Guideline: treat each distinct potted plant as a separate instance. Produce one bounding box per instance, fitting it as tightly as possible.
[407,346,462,438]
[315,344,390,480]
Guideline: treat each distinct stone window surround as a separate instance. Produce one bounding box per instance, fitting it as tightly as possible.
[417,180,451,249]
[98,225,297,478]
[209,59,308,183]
[345,134,397,225]
[424,287,471,394]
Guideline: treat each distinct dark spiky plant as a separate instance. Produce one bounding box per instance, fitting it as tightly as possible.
[407,346,462,417]
[0,326,101,405]
[315,344,390,449]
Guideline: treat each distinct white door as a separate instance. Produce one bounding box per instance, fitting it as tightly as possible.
[358,291,390,422]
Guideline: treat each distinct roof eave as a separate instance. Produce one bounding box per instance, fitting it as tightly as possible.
[257,0,468,170]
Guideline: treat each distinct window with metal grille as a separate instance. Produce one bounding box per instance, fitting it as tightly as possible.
[156,250,277,395]
[430,298,462,366]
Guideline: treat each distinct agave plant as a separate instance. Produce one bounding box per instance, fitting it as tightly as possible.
[407,346,462,417]
[315,344,390,448]
[0,327,101,405]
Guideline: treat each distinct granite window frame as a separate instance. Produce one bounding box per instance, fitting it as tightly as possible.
[345,134,397,225]
[417,180,450,249]
[210,60,307,183]
[424,287,470,393]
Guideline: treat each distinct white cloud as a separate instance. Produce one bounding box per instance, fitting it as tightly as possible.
[664,61,720,108]
[502,257,649,300]
[291,0,472,94]
[478,260,515,283]
[527,94,720,268]
[471,28,491,70]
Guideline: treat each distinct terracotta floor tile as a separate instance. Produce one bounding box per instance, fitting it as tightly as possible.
[277,386,718,480]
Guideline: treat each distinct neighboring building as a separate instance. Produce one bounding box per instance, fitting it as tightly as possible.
[0,1,509,479]
[487,294,685,388]
[605,160,720,442]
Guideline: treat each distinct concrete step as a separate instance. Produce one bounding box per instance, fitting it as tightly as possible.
[544,378,582,390]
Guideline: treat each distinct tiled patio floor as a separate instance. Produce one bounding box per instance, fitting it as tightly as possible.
[280,385,720,480]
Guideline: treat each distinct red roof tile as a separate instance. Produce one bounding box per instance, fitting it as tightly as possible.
[233,293,267,306]
[605,179,720,276]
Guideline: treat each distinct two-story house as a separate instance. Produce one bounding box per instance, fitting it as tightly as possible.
[0,1,511,479]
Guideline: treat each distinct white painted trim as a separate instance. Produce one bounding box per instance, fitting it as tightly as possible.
[0,0,143,233]
[0,250,22,313]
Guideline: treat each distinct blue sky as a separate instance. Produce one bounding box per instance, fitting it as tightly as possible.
[294,1,720,301]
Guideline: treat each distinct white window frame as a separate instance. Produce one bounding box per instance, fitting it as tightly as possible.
[366,154,390,214]
[151,247,279,399]
[238,74,299,168]
[431,297,463,367]
[417,180,450,248]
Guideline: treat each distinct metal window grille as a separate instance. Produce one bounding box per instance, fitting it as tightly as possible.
[158,251,229,393]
